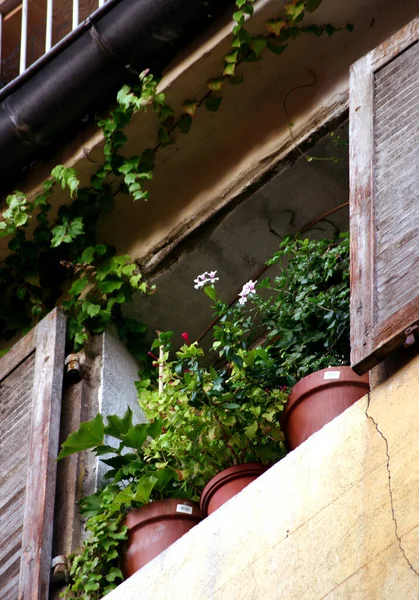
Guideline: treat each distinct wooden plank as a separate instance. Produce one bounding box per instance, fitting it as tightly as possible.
[350,18,419,375]
[349,51,375,370]
[0,327,36,380]
[18,308,66,600]
[374,45,419,286]
[371,17,419,71]
[0,352,34,597]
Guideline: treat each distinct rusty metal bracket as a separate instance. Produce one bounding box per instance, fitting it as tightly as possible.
[51,555,69,582]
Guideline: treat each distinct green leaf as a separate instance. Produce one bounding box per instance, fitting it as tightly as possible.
[98,280,124,294]
[121,423,150,450]
[245,421,258,440]
[58,414,104,459]
[207,78,224,92]
[104,408,133,439]
[82,301,101,318]
[225,50,238,64]
[267,39,288,55]
[266,18,285,36]
[178,115,193,134]
[106,567,124,583]
[223,63,236,77]
[181,99,199,117]
[306,0,323,11]
[284,2,305,22]
[249,36,267,57]
[69,276,89,297]
[134,474,158,504]
[205,96,223,112]
[81,244,107,264]
[203,285,217,301]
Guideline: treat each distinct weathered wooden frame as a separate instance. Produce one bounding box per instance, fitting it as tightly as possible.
[350,17,419,375]
[0,309,66,599]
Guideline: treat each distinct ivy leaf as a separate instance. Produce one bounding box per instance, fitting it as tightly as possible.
[178,115,193,134]
[249,36,267,57]
[207,78,224,92]
[306,0,323,11]
[267,39,288,55]
[104,408,133,439]
[82,301,101,317]
[106,567,124,583]
[81,244,107,265]
[57,414,104,459]
[16,287,26,300]
[51,165,80,197]
[98,280,124,294]
[134,474,158,504]
[69,276,89,297]
[121,424,150,450]
[181,99,199,117]
[129,274,142,289]
[205,96,223,112]
[68,217,84,238]
[284,2,305,22]
[223,63,236,77]
[225,50,239,64]
[266,18,286,36]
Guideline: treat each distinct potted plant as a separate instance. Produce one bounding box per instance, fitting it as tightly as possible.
[58,410,201,598]
[247,233,369,449]
[138,311,288,517]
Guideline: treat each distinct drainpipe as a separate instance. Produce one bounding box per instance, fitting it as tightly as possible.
[0,0,234,191]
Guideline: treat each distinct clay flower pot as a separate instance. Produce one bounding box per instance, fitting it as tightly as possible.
[200,462,269,517]
[283,366,370,450]
[121,498,201,578]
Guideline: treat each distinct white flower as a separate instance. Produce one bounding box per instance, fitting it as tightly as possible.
[238,279,257,305]
[194,270,219,289]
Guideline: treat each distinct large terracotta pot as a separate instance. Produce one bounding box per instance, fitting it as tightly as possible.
[121,498,201,578]
[283,366,369,450]
[200,462,269,517]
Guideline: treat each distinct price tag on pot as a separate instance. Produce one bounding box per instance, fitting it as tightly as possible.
[176,504,193,515]
[323,371,341,380]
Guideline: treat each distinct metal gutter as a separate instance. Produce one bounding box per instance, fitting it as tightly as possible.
[0,0,234,190]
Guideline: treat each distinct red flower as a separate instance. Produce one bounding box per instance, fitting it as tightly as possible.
[181,332,191,345]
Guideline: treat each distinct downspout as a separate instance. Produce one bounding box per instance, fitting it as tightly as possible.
[0,0,234,190]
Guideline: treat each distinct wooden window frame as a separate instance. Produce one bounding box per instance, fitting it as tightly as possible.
[0,308,66,599]
[350,17,419,375]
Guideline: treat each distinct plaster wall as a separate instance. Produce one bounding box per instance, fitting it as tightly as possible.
[104,352,419,600]
[96,328,146,486]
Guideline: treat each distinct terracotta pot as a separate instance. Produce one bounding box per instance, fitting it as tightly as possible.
[283,366,369,450]
[200,462,269,517]
[121,498,201,578]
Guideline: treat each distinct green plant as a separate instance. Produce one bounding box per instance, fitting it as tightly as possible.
[138,323,288,491]
[58,410,193,599]
[257,233,350,384]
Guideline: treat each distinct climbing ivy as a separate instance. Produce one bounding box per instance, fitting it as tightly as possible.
[0,0,352,355]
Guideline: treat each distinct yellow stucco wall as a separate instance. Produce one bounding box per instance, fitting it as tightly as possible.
[105,353,419,600]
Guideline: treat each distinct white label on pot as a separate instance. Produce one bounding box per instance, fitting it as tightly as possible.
[323,371,341,380]
[176,504,193,515]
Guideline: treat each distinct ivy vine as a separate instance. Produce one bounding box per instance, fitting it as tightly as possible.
[0,0,352,357]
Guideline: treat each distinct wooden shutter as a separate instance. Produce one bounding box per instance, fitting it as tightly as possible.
[350,18,419,375]
[0,309,66,600]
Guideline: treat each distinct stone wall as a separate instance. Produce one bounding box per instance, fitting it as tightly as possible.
[104,352,419,600]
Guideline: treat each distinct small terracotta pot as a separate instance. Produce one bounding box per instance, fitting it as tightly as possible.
[283,366,369,450]
[200,462,269,517]
[121,498,201,578]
